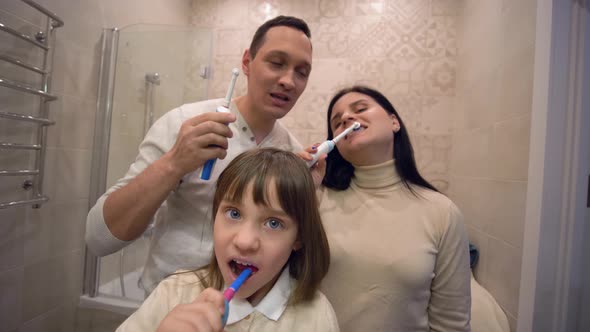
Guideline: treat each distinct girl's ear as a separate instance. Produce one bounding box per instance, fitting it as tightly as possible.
[293,240,302,251]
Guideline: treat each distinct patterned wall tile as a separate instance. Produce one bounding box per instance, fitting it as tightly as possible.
[426,16,458,56]
[425,57,456,95]
[190,0,460,184]
[384,18,430,58]
[318,0,353,18]
[387,95,423,131]
[432,0,460,16]
[248,0,282,26]
[191,0,249,28]
[384,0,431,20]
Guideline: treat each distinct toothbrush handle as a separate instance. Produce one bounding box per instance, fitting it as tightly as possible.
[200,106,231,180]
[306,141,334,168]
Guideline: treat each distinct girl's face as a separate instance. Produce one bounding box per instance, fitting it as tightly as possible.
[213,181,300,305]
[329,92,400,166]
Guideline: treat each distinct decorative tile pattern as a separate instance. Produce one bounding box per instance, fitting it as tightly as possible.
[190,0,460,182]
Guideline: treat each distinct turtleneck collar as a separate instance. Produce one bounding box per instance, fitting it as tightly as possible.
[351,159,402,189]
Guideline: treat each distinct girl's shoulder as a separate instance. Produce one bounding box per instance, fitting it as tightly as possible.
[157,269,208,301]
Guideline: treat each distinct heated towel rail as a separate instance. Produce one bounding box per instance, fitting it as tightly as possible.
[0,0,63,209]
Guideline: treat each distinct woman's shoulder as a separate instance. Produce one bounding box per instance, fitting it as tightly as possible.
[286,290,340,331]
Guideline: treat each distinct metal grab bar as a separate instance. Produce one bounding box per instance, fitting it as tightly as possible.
[0,111,54,125]
[0,77,57,100]
[0,196,49,209]
[21,0,64,28]
[0,169,39,176]
[0,143,42,150]
[0,54,46,74]
[0,22,49,51]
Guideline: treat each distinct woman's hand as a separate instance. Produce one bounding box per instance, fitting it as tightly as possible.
[298,143,326,189]
[156,288,226,332]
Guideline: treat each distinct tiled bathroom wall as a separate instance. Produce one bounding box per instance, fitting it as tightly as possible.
[450,0,536,330]
[190,0,460,192]
[0,1,191,331]
[190,1,534,331]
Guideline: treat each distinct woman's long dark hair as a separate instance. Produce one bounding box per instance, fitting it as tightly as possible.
[322,85,438,194]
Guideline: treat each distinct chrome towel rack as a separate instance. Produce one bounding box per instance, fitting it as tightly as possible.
[0,0,64,209]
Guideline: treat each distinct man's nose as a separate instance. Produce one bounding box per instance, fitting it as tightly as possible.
[278,70,295,90]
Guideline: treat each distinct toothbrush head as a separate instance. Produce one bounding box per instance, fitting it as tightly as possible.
[231,68,239,76]
[352,122,361,130]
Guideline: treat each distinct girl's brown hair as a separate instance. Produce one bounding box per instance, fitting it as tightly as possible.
[200,147,330,304]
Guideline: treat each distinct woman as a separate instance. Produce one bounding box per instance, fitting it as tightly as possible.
[304,86,470,331]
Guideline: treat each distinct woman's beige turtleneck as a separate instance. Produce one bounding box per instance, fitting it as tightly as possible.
[319,160,471,332]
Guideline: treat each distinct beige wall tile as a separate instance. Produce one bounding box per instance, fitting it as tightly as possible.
[22,250,83,321]
[484,238,522,317]
[496,45,535,121]
[465,225,489,284]
[487,180,527,248]
[0,210,25,271]
[448,176,493,232]
[450,127,493,178]
[24,200,87,266]
[0,267,24,331]
[490,115,531,181]
[19,300,76,332]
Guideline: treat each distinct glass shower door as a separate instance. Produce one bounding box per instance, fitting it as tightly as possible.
[82,24,212,310]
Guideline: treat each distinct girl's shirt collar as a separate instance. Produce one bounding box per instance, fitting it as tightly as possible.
[225,266,292,324]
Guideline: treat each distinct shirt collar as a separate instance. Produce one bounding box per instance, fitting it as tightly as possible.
[225,266,292,325]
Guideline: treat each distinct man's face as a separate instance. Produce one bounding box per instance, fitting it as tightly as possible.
[242,26,312,120]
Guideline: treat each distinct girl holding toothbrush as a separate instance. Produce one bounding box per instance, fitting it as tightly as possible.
[117,148,338,332]
[303,86,471,332]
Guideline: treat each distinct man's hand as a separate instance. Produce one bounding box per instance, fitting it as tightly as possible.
[163,112,236,178]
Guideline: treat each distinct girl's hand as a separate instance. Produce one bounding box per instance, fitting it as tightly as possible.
[156,288,226,332]
[298,143,326,189]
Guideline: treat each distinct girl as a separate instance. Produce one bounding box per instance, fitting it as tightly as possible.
[303,86,471,331]
[117,148,338,332]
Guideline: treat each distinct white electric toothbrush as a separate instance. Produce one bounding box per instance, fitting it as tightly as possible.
[200,68,240,180]
[307,122,361,168]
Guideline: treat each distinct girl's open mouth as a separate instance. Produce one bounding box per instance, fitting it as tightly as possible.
[229,259,259,276]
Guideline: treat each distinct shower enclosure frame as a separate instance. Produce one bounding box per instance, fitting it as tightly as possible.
[83,27,119,298]
[81,25,214,315]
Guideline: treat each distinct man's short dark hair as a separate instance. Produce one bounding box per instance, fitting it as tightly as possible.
[249,15,311,59]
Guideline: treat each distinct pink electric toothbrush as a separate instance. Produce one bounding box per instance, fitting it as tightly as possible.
[200,68,240,180]
[307,121,361,168]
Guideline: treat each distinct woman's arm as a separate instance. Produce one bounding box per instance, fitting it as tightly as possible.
[428,202,471,332]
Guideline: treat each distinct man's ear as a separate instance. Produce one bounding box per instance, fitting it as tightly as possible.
[241,49,251,77]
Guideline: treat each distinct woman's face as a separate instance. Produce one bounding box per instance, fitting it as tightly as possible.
[329,92,399,166]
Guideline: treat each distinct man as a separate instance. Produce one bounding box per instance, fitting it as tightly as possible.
[86,16,313,292]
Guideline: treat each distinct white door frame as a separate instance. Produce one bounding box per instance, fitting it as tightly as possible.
[518,0,590,331]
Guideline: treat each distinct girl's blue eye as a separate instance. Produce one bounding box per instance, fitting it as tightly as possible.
[225,208,241,220]
[265,219,283,230]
